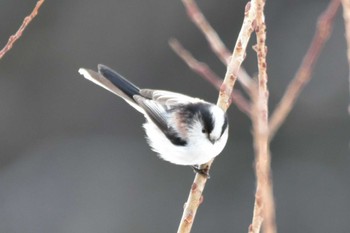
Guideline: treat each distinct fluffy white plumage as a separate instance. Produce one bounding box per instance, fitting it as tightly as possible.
[143,105,228,165]
[79,64,229,166]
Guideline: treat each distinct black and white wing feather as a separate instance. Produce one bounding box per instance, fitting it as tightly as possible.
[133,95,169,131]
[140,89,202,108]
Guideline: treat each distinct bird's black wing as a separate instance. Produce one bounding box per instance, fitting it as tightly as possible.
[133,95,169,131]
[133,95,187,146]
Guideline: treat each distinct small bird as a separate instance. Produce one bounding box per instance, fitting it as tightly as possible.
[79,64,229,176]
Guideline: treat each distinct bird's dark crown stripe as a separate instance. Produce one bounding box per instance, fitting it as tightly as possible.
[179,103,214,133]
[200,107,214,134]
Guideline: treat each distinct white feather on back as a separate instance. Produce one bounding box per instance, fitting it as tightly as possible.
[140,89,204,107]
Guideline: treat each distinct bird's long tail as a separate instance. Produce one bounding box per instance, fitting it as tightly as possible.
[79,64,142,112]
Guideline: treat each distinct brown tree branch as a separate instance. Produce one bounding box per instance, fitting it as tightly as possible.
[0,0,45,60]
[341,0,350,113]
[181,0,253,89]
[169,39,223,89]
[177,2,257,233]
[268,0,341,139]
[182,0,230,64]
[169,38,252,116]
[249,0,277,232]
[217,1,257,112]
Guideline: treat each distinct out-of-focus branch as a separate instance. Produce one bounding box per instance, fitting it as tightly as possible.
[341,0,350,113]
[182,0,230,64]
[0,0,45,60]
[169,38,252,116]
[181,0,253,89]
[176,2,257,233]
[169,39,223,89]
[268,0,341,139]
[249,0,276,233]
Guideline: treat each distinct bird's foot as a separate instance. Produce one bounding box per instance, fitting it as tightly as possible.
[191,165,210,179]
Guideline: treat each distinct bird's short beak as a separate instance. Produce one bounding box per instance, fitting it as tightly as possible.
[209,137,216,144]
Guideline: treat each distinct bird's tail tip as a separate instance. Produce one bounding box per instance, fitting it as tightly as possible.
[78,68,88,76]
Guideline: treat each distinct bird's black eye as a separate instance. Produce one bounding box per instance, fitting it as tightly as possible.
[202,128,206,133]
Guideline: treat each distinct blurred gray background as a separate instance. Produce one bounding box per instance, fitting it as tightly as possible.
[0,0,349,232]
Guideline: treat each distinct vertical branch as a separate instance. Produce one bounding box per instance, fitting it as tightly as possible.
[0,0,45,60]
[177,2,257,233]
[341,0,350,113]
[249,0,277,233]
[268,0,341,138]
[217,2,257,111]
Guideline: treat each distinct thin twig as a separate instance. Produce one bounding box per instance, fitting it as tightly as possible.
[182,0,230,64]
[0,0,45,60]
[177,2,257,233]
[169,39,223,89]
[268,0,341,139]
[341,0,350,113]
[181,0,253,89]
[169,38,252,116]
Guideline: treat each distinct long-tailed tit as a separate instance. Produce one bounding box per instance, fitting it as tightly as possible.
[79,65,229,175]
